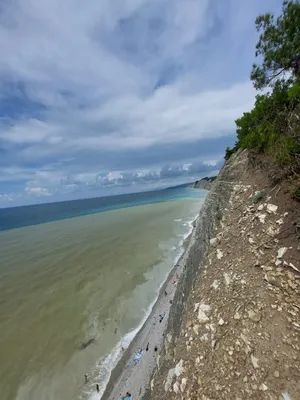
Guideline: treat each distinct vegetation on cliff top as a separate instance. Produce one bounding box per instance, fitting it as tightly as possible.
[226,0,300,177]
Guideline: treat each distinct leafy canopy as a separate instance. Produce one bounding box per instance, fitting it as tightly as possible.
[251,0,300,90]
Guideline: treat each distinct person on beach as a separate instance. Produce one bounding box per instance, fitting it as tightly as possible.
[96,384,100,393]
[146,342,149,351]
[84,374,88,384]
[133,349,143,365]
[121,392,132,400]
[159,313,166,323]
[164,290,168,296]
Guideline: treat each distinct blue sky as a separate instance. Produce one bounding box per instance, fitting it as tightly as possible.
[0,0,282,207]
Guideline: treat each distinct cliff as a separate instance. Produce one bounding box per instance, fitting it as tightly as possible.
[143,149,300,400]
[190,176,217,190]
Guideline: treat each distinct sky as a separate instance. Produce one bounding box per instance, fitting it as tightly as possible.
[0,0,283,207]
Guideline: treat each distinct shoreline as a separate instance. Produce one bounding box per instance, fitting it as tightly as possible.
[102,208,202,399]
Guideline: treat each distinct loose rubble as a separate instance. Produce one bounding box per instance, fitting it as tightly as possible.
[148,151,300,400]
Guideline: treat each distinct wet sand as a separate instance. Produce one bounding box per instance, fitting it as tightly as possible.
[103,228,197,400]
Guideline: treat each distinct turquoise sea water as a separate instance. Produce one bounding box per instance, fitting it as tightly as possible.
[0,188,206,400]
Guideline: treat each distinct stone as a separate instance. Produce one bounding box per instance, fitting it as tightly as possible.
[277,247,287,259]
[267,204,278,213]
[248,237,255,244]
[219,318,225,326]
[267,226,277,236]
[198,304,211,323]
[258,213,267,223]
[276,218,284,225]
[173,381,180,394]
[150,379,154,391]
[193,324,200,335]
[211,280,220,290]
[259,383,268,391]
[248,309,262,322]
[210,238,218,247]
[180,378,187,392]
[224,273,231,287]
[200,333,209,341]
[217,249,224,259]
[250,354,259,369]
[274,370,280,378]
[257,204,264,211]
[234,312,241,320]
[174,360,185,377]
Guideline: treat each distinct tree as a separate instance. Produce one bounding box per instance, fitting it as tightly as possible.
[251,0,300,90]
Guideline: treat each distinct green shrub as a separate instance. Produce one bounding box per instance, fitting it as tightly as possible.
[229,1,300,174]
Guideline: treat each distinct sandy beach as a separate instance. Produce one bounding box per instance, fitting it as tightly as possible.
[103,221,200,400]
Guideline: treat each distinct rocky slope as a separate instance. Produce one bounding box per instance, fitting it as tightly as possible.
[144,150,300,400]
[190,177,216,190]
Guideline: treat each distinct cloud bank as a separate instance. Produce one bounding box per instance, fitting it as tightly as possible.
[0,0,282,206]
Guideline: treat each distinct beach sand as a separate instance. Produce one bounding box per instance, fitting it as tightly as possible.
[103,229,198,400]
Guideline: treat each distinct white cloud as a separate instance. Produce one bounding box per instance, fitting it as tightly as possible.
[25,187,53,197]
[0,0,281,206]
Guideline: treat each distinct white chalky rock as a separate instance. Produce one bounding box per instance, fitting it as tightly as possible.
[174,359,185,377]
[173,382,180,394]
[257,204,264,211]
[165,359,185,391]
[277,247,287,259]
[250,354,259,369]
[259,383,268,391]
[180,378,187,392]
[258,213,267,223]
[217,249,223,259]
[276,218,284,225]
[211,280,220,290]
[218,318,225,326]
[267,204,278,213]
[198,304,211,323]
[210,238,218,247]
[224,273,231,287]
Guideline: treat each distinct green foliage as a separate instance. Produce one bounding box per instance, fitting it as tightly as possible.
[291,185,300,200]
[224,146,237,160]
[231,0,300,174]
[251,0,300,90]
[252,190,265,204]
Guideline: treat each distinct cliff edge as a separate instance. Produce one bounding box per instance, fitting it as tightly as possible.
[144,149,300,400]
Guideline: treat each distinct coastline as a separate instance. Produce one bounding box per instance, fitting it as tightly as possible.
[102,207,203,399]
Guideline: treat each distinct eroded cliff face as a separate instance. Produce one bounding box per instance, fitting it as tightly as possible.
[144,150,300,400]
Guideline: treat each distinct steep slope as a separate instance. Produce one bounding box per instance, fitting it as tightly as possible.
[145,150,300,400]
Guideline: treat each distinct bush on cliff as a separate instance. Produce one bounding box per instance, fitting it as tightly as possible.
[232,0,300,173]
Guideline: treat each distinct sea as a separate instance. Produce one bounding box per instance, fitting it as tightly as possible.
[0,187,207,400]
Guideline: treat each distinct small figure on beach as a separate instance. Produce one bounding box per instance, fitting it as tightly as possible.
[114,327,117,334]
[164,290,168,296]
[159,313,166,323]
[154,346,158,352]
[96,384,100,393]
[133,349,143,365]
[146,342,149,351]
[121,392,132,400]
[84,374,88,384]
